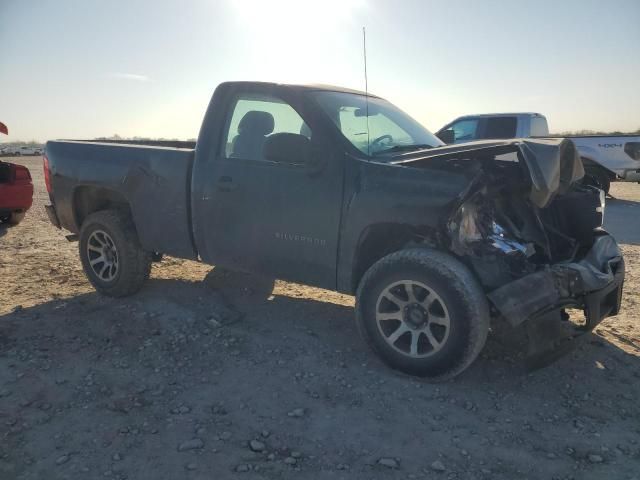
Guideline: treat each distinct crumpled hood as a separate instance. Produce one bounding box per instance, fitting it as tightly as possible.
[391,138,585,208]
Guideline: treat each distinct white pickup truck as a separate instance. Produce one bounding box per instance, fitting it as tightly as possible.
[435,113,640,193]
[3,146,43,156]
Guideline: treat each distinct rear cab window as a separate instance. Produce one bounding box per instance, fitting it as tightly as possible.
[482,117,517,139]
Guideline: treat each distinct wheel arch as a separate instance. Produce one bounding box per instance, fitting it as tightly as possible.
[350,222,440,293]
[72,186,132,229]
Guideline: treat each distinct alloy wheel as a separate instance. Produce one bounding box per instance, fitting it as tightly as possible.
[86,229,119,282]
[375,280,451,358]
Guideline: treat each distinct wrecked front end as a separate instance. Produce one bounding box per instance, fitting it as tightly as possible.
[397,138,625,367]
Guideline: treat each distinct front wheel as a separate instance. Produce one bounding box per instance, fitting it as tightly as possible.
[582,165,611,195]
[356,248,489,380]
[79,210,152,297]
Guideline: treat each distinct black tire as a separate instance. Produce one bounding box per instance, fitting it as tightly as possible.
[355,248,489,380]
[8,211,25,225]
[583,165,611,194]
[79,210,152,297]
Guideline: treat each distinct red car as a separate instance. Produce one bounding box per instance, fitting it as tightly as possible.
[0,122,34,226]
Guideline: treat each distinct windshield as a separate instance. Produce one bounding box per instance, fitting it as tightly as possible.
[311,91,443,157]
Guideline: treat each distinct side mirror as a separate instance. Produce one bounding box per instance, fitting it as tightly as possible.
[263,133,311,166]
[437,129,455,144]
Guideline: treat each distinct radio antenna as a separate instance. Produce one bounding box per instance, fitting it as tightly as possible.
[363,26,370,156]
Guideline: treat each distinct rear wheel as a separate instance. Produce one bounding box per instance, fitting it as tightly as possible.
[355,248,489,380]
[79,210,152,297]
[8,211,25,225]
[1,211,25,225]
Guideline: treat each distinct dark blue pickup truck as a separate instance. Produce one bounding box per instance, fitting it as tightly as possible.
[44,81,625,379]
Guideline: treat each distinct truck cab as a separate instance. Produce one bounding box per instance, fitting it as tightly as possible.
[436,113,549,144]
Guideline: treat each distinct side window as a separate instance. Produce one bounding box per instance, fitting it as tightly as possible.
[450,119,479,143]
[482,117,517,139]
[224,94,310,161]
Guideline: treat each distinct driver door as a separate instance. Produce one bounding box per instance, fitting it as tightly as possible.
[203,90,344,289]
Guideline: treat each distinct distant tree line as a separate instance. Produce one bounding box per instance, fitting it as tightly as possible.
[552,127,640,136]
[0,140,43,147]
[96,134,197,142]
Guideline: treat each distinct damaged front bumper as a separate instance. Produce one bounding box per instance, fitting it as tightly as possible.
[488,233,625,367]
[398,137,625,368]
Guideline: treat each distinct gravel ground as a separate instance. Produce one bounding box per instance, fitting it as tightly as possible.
[1,156,639,480]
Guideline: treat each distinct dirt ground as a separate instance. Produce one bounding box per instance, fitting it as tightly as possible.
[1,155,639,480]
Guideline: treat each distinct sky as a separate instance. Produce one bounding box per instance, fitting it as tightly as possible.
[0,0,638,142]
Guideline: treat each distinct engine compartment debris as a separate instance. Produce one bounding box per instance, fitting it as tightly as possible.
[411,138,626,358]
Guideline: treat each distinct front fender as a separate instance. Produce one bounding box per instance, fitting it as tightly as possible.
[336,159,473,292]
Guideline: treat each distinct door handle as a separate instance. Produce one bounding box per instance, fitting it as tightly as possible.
[217,176,237,192]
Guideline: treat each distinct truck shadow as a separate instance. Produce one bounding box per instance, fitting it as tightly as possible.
[3,274,638,480]
[1,268,638,390]
[1,268,639,480]
[604,197,640,245]
[0,219,24,238]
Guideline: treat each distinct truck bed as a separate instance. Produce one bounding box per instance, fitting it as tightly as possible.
[78,139,197,149]
[46,140,197,259]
